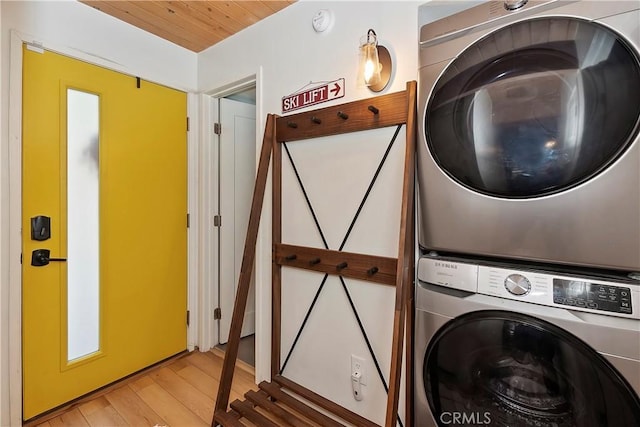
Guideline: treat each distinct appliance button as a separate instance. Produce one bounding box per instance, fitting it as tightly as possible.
[587,302,598,309]
[504,274,531,296]
[566,298,576,305]
[554,297,566,304]
[575,300,586,307]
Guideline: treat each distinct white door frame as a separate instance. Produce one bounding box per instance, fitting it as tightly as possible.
[219,96,257,343]
[6,30,200,425]
[202,70,270,384]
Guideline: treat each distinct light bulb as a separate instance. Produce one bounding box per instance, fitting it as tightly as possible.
[359,38,381,86]
[364,59,376,83]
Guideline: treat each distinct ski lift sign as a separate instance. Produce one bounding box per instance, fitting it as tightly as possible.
[282,78,345,113]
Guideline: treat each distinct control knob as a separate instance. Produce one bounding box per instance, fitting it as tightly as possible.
[505,274,531,296]
[504,0,528,11]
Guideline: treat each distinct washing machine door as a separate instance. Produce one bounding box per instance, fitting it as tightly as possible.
[423,310,640,427]
[425,16,640,198]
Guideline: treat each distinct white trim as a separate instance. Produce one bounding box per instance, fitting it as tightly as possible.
[7,30,199,423]
[252,67,271,385]
[187,93,199,352]
[202,68,269,384]
[8,31,25,427]
[196,93,217,351]
[207,76,258,100]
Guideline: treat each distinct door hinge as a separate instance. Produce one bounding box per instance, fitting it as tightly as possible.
[20,253,23,264]
[187,213,190,228]
[187,310,190,326]
[136,77,141,89]
[214,215,222,227]
[214,307,222,320]
[186,117,190,132]
[214,123,222,135]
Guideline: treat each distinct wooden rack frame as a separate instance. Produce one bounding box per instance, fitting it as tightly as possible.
[213,81,416,427]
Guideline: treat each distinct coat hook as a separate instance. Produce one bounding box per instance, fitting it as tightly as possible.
[367,266,379,276]
[285,254,297,261]
[368,105,379,115]
[337,111,349,120]
[287,121,298,128]
[336,261,348,270]
[311,116,322,124]
[309,258,321,265]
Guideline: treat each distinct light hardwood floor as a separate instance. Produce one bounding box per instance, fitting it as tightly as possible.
[28,350,257,427]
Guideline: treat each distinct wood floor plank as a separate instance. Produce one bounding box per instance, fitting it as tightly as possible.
[167,354,191,372]
[128,375,156,393]
[187,349,223,380]
[28,350,257,427]
[78,396,127,426]
[176,363,249,406]
[150,366,215,423]
[133,377,209,427]
[203,351,258,396]
[175,364,219,399]
[44,408,90,426]
[104,385,167,426]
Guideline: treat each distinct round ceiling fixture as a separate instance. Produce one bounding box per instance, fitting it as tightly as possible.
[312,9,333,33]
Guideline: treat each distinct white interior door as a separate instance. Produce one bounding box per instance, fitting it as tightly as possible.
[219,97,257,344]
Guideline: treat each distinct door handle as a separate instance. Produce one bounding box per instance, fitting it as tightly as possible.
[31,249,67,267]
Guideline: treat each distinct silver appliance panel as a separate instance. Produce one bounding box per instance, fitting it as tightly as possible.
[417,256,640,319]
[417,1,640,271]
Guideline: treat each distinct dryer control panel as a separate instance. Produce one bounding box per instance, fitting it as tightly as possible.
[417,256,640,319]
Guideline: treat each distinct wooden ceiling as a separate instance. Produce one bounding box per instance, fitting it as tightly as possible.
[80,1,296,52]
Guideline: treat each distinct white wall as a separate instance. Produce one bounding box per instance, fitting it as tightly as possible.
[199,1,420,424]
[0,1,197,424]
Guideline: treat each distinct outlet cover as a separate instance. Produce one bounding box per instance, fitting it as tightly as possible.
[351,355,366,385]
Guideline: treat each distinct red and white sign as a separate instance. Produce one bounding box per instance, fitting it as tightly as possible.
[282,78,345,113]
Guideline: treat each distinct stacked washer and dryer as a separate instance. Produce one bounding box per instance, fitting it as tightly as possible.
[416,1,640,426]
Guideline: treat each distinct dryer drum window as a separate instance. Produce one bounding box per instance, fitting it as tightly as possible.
[425,17,640,198]
[423,311,640,427]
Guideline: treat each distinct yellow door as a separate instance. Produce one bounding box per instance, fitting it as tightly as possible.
[22,46,188,420]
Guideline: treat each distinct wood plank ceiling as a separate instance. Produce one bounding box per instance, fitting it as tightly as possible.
[80,1,297,52]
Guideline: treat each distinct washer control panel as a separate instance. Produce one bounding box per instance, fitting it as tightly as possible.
[553,279,632,315]
[477,266,638,318]
[417,256,640,319]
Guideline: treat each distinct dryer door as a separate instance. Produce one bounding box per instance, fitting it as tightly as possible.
[425,17,640,198]
[423,310,640,427]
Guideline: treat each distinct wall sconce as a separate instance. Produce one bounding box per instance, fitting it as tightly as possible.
[359,29,392,92]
